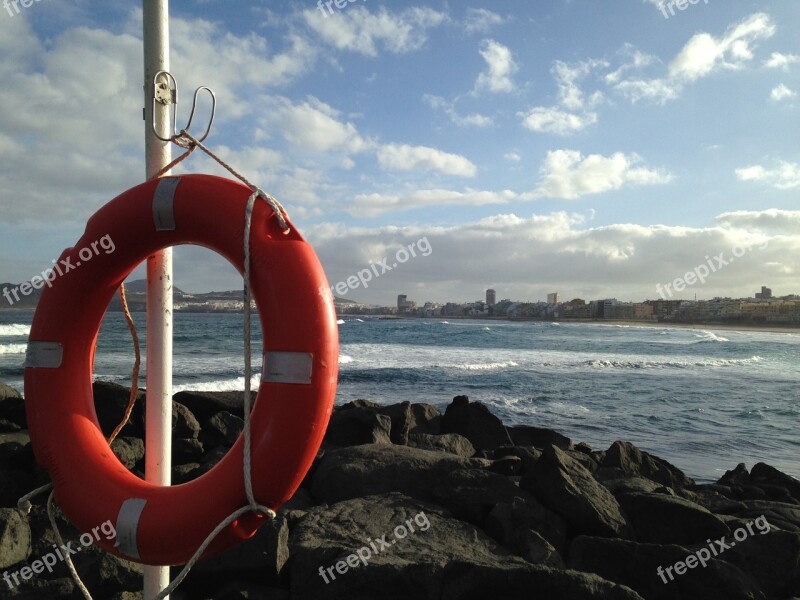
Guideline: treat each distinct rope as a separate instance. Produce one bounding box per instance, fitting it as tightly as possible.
[242,191,260,509]
[17,482,53,514]
[47,490,93,600]
[107,283,141,445]
[149,145,196,181]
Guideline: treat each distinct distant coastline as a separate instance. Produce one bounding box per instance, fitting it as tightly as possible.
[3,277,798,333]
[3,305,798,334]
[343,314,800,334]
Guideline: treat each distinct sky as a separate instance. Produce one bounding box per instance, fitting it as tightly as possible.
[0,0,798,306]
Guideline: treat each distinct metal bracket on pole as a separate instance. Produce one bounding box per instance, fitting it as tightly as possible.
[151,70,217,144]
[152,71,178,143]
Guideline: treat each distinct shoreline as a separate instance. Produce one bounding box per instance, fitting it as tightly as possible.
[347,315,800,335]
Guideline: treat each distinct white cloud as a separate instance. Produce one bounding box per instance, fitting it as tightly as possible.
[0,18,143,223]
[265,96,371,154]
[669,13,775,81]
[504,152,521,163]
[0,10,324,223]
[519,59,604,135]
[464,8,507,34]
[770,84,796,102]
[475,39,518,93]
[307,209,789,304]
[529,150,672,200]
[764,52,800,69]
[423,94,494,128]
[614,78,681,104]
[520,107,597,136]
[302,6,446,57]
[351,149,670,216]
[553,60,606,110]
[349,188,518,217]
[605,50,654,85]
[376,144,477,177]
[736,161,800,190]
[717,209,800,234]
[613,13,775,105]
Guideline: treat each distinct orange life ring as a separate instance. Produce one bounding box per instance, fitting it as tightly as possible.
[24,174,338,565]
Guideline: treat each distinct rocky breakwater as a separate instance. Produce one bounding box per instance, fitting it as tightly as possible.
[0,381,799,599]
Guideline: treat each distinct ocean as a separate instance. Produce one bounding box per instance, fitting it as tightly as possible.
[2,310,798,482]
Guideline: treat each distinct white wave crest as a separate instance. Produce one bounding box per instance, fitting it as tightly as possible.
[589,355,763,370]
[0,324,30,337]
[693,330,730,343]
[0,343,26,355]
[452,360,519,371]
[173,375,261,393]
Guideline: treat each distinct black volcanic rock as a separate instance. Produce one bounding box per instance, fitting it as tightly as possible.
[601,440,694,489]
[441,395,512,451]
[324,405,392,447]
[508,425,572,450]
[173,390,249,422]
[93,381,145,438]
[568,536,765,600]
[0,383,26,429]
[486,496,568,557]
[200,411,244,449]
[0,507,31,569]
[288,492,642,600]
[521,445,632,539]
[310,444,486,505]
[408,432,475,457]
[2,381,798,600]
[750,462,800,503]
[615,492,730,544]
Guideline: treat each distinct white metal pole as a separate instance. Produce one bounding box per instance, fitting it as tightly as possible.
[143,0,172,597]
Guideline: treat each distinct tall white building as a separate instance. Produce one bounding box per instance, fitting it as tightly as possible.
[547,292,560,304]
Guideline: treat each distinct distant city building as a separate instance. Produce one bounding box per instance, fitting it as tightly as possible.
[590,298,617,319]
[547,292,560,304]
[755,286,772,299]
[422,302,441,317]
[397,294,415,313]
[486,289,496,306]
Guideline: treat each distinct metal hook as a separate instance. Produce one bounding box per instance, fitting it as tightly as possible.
[182,86,216,143]
[151,71,216,144]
